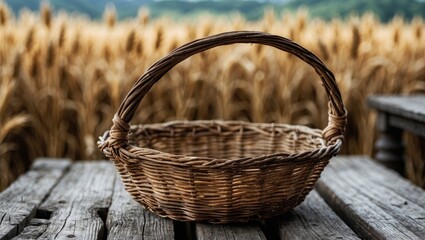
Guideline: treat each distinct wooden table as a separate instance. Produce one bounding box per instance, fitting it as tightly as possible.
[1,156,425,240]
[368,95,425,175]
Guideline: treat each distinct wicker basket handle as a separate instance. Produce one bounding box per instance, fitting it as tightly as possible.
[107,31,347,149]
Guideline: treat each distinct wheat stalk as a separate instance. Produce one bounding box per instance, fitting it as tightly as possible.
[0,4,424,190]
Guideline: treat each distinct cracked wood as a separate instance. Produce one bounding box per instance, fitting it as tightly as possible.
[0,159,70,240]
[106,177,174,240]
[12,219,49,240]
[276,190,359,239]
[20,161,116,240]
[316,156,425,240]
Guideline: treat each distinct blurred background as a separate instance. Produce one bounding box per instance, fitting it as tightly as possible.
[4,0,425,21]
[0,0,424,190]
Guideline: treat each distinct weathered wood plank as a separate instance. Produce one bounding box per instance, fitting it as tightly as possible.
[316,156,425,240]
[368,95,425,123]
[0,159,71,240]
[20,161,116,240]
[369,95,425,137]
[106,177,174,240]
[276,190,359,240]
[196,222,266,240]
[12,219,50,240]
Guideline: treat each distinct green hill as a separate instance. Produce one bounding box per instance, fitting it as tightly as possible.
[286,0,425,21]
[4,0,425,21]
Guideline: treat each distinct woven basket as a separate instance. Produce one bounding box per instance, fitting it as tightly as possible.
[98,31,347,223]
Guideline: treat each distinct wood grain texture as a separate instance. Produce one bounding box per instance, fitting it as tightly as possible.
[0,159,70,240]
[107,177,174,240]
[196,222,266,240]
[12,219,50,240]
[277,190,359,240]
[22,161,116,240]
[316,156,425,240]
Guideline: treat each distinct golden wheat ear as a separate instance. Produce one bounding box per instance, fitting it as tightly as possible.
[0,1,424,191]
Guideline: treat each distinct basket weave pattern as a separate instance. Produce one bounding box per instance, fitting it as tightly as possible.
[98,31,347,223]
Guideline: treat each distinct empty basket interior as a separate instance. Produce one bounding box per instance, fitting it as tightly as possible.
[128,121,326,160]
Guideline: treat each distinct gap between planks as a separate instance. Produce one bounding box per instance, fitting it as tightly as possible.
[316,156,425,240]
[8,157,417,239]
[3,158,359,240]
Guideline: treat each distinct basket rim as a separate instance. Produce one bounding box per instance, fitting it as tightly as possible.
[99,120,342,169]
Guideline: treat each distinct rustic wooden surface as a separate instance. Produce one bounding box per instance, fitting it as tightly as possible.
[368,95,425,173]
[316,156,425,239]
[13,219,49,240]
[276,190,359,240]
[0,159,70,240]
[368,95,425,125]
[368,95,425,137]
[20,162,116,240]
[196,222,266,240]
[195,189,359,240]
[1,156,425,239]
[107,178,175,240]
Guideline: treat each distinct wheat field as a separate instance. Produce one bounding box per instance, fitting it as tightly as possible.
[0,2,424,190]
